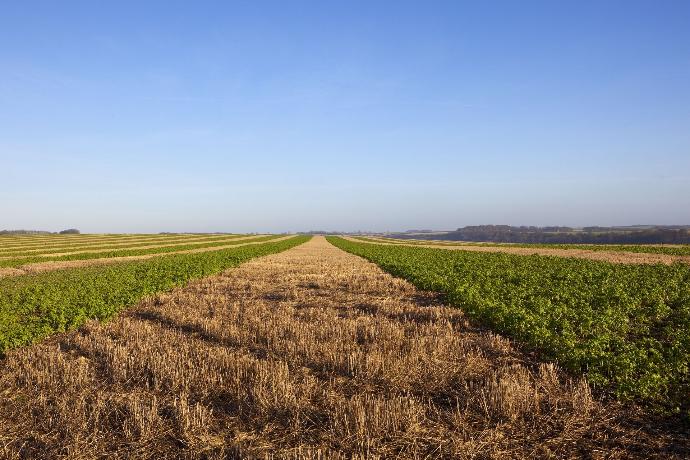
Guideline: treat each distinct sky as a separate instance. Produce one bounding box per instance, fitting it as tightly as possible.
[1,1,689,233]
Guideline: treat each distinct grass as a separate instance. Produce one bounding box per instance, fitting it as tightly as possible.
[329,236,690,414]
[0,235,309,353]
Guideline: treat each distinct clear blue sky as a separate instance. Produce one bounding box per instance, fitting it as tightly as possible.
[2,1,689,233]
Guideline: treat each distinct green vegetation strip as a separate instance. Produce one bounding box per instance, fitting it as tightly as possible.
[0,235,280,268]
[353,236,690,256]
[0,235,310,354]
[329,237,690,413]
[0,234,246,257]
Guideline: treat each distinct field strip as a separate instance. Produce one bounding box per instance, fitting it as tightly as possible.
[0,233,178,246]
[0,234,147,245]
[357,236,473,245]
[0,234,225,252]
[0,233,226,251]
[0,236,245,257]
[0,232,209,240]
[0,236,683,458]
[0,234,261,259]
[0,234,236,253]
[0,237,183,252]
[355,236,690,256]
[0,236,293,278]
[343,236,690,265]
[365,237,688,248]
[0,236,280,269]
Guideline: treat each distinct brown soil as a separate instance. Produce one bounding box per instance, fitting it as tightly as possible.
[0,236,291,278]
[0,236,686,459]
[347,237,690,265]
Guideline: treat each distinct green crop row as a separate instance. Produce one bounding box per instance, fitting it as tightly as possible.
[353,236,690,256]
[0,235,310,354]
[328,237,690,414]
[0,234,247,257]
[0,235,280,268]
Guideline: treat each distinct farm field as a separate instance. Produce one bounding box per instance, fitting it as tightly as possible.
[0,234,306,352]
[0,233,283,277]
[0,234,688,458]
[7,0,690,457]
[348,236,690,265]
[331,237,690,413]
[353,236,690,255]
[1,236,688,458]
[0,234,247,254]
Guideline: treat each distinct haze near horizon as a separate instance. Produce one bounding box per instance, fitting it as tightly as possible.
[2,1,689,233]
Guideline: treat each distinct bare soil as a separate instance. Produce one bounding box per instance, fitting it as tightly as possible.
[0,236,686,459]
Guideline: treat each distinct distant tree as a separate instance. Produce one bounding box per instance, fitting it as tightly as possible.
[0,229,52,235]
[395,225,690,244]
[59,228,80,234]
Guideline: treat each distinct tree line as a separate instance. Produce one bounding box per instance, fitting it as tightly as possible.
[392,225,690,244]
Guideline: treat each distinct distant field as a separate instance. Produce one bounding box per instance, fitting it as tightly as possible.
[0,233,226,252]
[0,233,195,248]
[351,236,690,261]
[354,236,690,256]
[0,234,285,272]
